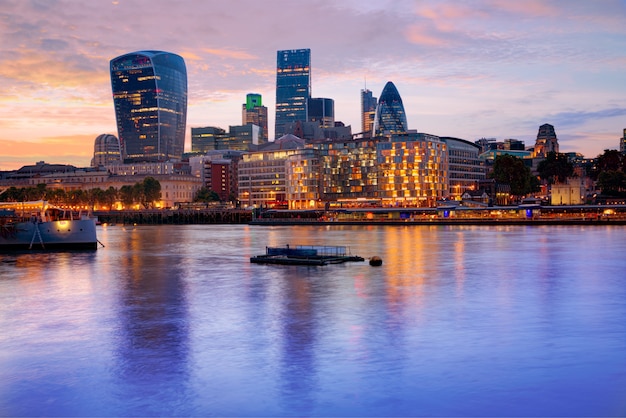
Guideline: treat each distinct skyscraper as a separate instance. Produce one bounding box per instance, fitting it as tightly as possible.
[372,81,408,137]
[620,128,626,154]
[532,123,559,157]
[361,89,377,136]
[110,50,187,163]
[242,93,268,144]
[307,98,334,128]
[275,49,311,139]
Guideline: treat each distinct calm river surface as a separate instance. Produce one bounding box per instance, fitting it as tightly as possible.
[1,224,625,417]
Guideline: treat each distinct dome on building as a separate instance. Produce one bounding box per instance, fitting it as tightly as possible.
[372,81,408,137]
[92,133,121,167]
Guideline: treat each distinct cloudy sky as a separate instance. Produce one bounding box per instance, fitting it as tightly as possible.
[1,0,625,170]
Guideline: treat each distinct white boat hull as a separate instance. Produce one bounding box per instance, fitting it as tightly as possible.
[0,219,98,250]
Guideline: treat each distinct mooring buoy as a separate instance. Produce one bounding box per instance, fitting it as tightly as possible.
[369,256,383,266]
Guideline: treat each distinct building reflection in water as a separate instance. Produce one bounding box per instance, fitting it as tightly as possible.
[112,227,191,413]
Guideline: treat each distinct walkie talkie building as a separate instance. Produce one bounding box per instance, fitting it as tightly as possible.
[110,50,187,163]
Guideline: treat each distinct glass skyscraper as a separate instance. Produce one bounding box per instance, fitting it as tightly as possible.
[110,50,187,163]
[361,89,377,136]
[275,49,311,139]
[373,81,408,137]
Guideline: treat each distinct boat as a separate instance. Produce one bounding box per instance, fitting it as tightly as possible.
[250,245,365,266]
[0,201,99,251]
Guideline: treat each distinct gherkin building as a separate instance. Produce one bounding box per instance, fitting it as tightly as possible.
[373,81,408,136]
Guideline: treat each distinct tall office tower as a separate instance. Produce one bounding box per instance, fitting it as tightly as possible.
[92,133,121,167]
[532,123,559,157]
[372,81,408,137]
[275,49,311,139]
[110,50,187,163]
[307,98,334,128]
[242,93,268,144]
[361,89,377,136]
[620,128,626,154]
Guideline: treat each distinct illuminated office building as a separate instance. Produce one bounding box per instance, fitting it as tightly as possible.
[440,137,485,199]
[242,93,268,144]
[191,127,228,153]
[110,50,187,163]
[621,128,626,154]
[238,134,307,208]
[275,49,311,139]
[373,81,408,137]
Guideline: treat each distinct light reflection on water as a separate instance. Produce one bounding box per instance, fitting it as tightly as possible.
[1,224,625,416]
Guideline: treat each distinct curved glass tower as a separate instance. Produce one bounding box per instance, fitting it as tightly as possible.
[373,81,408,137]
[110,51,187,163]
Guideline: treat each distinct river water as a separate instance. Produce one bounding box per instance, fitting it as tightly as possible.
[1,224,625,417]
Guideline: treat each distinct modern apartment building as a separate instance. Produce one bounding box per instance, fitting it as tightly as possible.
[377,133,448,207]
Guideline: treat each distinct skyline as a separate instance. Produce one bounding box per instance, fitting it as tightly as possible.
[1,0,626,171]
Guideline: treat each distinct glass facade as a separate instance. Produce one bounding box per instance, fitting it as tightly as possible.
[373,81,408,137]
[361,89,377,136]
[275,49,311,139]
[307,98,334,128]
[110,51,187,163]
[191,127,227,153]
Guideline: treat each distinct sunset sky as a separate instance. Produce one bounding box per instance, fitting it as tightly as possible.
[1,0,625,170]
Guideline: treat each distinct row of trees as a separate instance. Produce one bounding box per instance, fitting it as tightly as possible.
[490,149,626,200]
[590,150,626,196]
[0,177,162,209]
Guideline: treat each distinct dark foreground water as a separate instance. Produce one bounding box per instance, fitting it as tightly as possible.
[1,224,625,417]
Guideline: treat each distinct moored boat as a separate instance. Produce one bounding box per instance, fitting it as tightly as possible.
[0,201,99,251]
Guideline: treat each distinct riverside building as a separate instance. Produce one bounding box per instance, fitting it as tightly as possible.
[377,132,448,207]
[110,50,187,163]
[440,137,485,199]
[238,134,307,208]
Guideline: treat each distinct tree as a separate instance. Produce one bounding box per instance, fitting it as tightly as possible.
[194,187,220,203]
[46,188,67,205]
[591,149,624,181]
[537,152,574,184]
[597,170,626,196]
[119,185,135,209]
[489,154,538,198]
[103,187,118,209]
[141,177,161,208]
[0,186,24,202]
